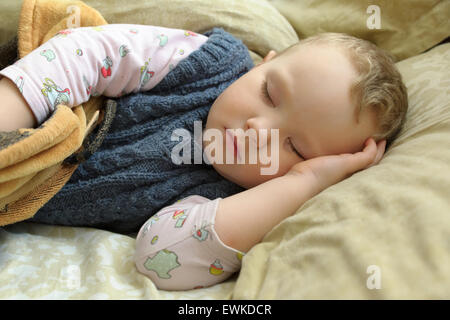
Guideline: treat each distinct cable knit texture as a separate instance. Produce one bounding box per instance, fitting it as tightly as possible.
[31,28,253,233]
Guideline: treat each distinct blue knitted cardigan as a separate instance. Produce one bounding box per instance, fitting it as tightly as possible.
[31,28,253,233]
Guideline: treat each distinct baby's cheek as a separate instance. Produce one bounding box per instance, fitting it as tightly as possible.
[258,157,291,180]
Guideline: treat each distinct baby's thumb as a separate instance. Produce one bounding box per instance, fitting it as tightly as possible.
[345,138,378,174]
[367,139,386,168]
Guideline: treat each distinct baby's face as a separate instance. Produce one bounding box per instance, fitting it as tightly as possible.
[203,44,378,189]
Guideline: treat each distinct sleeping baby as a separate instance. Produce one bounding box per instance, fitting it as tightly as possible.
[0,24,408,290]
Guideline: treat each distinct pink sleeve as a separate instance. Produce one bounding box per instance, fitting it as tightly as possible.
[0,24,208,125]
[134,195,245,290]
[136,195,219,244]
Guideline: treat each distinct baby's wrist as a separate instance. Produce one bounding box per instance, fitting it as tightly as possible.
[284,168,322,196]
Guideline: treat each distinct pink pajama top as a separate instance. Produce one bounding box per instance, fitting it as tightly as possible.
[0,24,244,290]
[0,24,207,124]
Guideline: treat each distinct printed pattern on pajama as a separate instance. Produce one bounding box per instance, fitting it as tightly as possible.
[0,24,207,125]
[134,195,245,291]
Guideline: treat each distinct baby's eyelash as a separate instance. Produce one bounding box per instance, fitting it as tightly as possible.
[261,80,273,105]
[261,80,303,159]
[288,137,303,159]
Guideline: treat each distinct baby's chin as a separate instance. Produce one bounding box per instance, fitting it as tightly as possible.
[210,162,236,183]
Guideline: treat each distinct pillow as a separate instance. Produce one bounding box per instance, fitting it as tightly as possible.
[268,0,450,61]
[233,42,450,299]
[82,0,299,64]
[0,0,299,64]
[0,0,21,45]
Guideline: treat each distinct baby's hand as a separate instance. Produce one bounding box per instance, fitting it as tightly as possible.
[286,138,386,194]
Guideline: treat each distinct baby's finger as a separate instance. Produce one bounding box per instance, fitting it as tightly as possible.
[345,137,378,173]
[371,139,386,167]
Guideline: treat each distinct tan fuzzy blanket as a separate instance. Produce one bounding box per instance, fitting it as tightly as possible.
[0,0,110,226]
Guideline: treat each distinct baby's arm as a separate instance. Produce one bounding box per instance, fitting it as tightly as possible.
[0,77,37,130]
[135,139,384,290]
[0,24,207,131]
[135,173,330,290]
[215,168,318,253]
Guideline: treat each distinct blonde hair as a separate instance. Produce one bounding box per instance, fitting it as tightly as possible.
[279,32,408,148]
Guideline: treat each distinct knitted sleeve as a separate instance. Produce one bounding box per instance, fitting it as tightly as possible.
[0,24,208,125]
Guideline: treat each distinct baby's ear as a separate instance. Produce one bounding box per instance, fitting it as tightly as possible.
[263,50,277,62]
[255,50,277,67]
